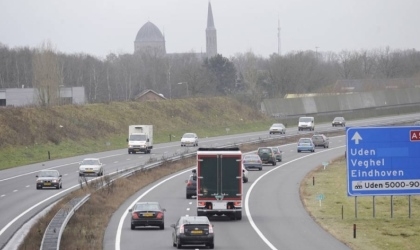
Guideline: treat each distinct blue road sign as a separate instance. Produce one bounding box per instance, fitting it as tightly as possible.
[346,126,420,196]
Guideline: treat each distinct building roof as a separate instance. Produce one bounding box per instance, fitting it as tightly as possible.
[135,89,167,101]
[207,2,215,29]
[135,21,165,42]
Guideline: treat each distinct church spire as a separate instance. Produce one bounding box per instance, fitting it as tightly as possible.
[206,1,217,58]
[207,2,215,29]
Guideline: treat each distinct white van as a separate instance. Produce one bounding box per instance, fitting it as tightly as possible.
[298,117,315,131]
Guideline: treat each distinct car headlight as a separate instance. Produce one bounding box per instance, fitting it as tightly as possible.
[37,180,43,183]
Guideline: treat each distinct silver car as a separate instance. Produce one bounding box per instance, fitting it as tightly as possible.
[269,123,286,134]
[181,133,198,147]
[79,158,104,176]
[36,169,62,189]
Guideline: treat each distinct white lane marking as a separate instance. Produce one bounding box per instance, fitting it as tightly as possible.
[245,145,346,250]
[114,161,118,164]
[25,185,30,188]
[1,195,5,198]
[115,168,193,250]
[0,170,122,237]
[0,153,122,182]
[187,208,190,211]
[13,190,18,193]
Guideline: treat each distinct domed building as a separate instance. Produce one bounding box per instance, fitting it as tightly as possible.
[134,21,166,56]
[134,2,217,58]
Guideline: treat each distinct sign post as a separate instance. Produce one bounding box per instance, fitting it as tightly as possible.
[346,126,420,196]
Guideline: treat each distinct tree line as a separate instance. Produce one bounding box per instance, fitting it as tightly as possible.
[0,41,419,107]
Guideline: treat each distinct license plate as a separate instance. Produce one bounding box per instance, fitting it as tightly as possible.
[213,202,226,209]
[142,213,153,217]
[191,230,203,234]
[44,183,51,185]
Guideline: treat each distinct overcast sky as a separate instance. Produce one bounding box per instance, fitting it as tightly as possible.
[1,0,419,59]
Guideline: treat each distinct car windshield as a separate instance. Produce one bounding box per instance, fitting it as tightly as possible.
[82,159,99,165]
[129,134,147,141]
[272,147,279,153]
[181,216,209,224]
[334,117,344,121]
[183,134,195,138]
[134,203,160,211]
[299,138,312,144]
[272,123,284,128]
[299,117,312,122]
[38,171,58,177]
[312,135,323,140]
[244,155,260,160]
[258,148,271,154]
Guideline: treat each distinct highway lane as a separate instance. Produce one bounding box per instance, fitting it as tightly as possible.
[0,129,300,248]
[109,135,349,250]
[1,113,418,248]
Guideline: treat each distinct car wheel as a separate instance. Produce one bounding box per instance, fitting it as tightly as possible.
[297,150,300,153]
[177,238,182,249]
[160,224,164,230]
[36,186,40,190]
[56,185,60,189]
[208,243,214,249]
[131,224,135,230]
[243,177,248,183]
[186,194,190,199]
[259,167,262,171]
[272,161,276,166]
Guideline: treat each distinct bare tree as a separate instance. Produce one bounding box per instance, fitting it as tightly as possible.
[32,41,62,106]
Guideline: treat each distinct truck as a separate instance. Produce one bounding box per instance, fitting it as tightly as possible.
[196,147,243,220]
[127,125,153,154]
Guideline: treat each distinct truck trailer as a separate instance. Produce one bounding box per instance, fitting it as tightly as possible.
[196,147,243,220]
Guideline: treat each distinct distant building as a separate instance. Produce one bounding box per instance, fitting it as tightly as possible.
[0,87,85,107]
[135,89,167,101]
[133,2,217,58]
[206,2,217,58]
[134,21,166,56]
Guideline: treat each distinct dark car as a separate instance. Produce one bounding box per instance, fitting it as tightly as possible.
[243,154,263,170]
[186,170,197,199]
[171,216,214,249]
[129,201,165,230]
[36,169,62,189]
[257,147,277,166]
[272,147,283,162]
[332,117,346,127]
[312,134,330,148]
[414,121,420,126]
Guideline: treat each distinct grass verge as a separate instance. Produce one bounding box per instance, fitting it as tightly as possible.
[301,157,420,250]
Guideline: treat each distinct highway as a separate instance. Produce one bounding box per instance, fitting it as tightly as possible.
[0,113,418,249]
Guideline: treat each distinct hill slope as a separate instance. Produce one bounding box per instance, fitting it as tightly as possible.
[0,97,273,169]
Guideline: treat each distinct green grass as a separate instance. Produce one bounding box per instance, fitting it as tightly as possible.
[0,97,274,170]
[301,157,420,250]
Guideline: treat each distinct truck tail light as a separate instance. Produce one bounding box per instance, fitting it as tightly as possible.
[198,202,205,207]
[234,201,242,207]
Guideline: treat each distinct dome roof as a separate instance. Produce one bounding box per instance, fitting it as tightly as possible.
[135,21,164,42]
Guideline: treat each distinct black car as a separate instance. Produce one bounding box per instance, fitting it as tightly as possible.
[185,171,197,199]
[332,117,346,127]
[257,147,277,166]
[129,201,165,230]
[36,169,62,189]
[171,216,214,249]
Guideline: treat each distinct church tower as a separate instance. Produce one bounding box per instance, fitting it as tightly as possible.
[206,2,217,58]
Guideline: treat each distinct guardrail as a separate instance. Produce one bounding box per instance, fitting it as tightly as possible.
[39,116,418,249]
[40,194,90,250]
